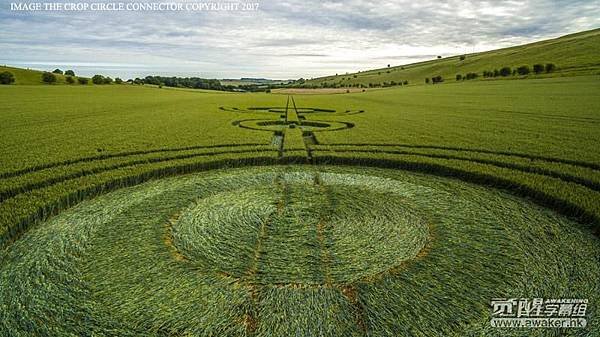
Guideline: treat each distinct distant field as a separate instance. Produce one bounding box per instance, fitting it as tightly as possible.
[1,74,599,336]
[272,87,366,94]
[305,28,600,87]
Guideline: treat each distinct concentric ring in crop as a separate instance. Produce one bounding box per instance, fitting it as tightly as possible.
[1,165,598,336]
[232,119,354,132]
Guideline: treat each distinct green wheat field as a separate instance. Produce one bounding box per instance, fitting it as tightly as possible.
[1,29,600,337]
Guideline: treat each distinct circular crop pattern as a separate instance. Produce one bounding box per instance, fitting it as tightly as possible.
[233,119,354,132]
[1,166,598,337]
[224,103,362,133]
[220,106,365,115]
[172,180,428,284]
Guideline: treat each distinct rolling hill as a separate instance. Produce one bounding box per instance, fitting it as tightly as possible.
[0,65,90,85]
[304,28,600,87]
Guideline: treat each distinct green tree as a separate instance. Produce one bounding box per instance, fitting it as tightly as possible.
[114,77,123,84]
[52,68,63,75]
[65,70,75,76]
[533,64,544,74]
[545,63,556,73]
[92,75,105,84]
[517,65,530,75]
[65,76,75,84]
[77,77,89,85]
[499,67,512,76]
[456,74,462,81]
[0,71,15,85]
[42,72,57,84]
[103,77,113,84]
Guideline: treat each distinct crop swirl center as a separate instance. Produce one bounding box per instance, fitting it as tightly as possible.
[171,174,429,285]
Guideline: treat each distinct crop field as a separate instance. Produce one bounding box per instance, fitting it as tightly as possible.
[1,74,599,336]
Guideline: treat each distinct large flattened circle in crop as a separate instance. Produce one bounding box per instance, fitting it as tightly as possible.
[1,166,598,337]
[172,179,429,284]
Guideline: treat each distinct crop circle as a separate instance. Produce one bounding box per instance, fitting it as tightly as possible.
[172,180,429,284]
[1,166,598,336]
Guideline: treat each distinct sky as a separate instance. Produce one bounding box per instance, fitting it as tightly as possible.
[1,0,599,79]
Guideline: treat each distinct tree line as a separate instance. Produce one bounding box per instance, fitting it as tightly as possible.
[425,63,557,84]
[128,76,269,92]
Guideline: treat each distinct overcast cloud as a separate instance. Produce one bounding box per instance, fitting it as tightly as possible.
[1,0,598,79]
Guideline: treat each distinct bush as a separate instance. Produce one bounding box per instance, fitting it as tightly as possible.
[459,55,466,61]
[103,77,113,84]
[52,68,63,75]
[431,75,443,84]
[517,65,530,75]
[403,80,408,85]
[437,56,442,59]
[533,64,544,74]
[42,72,57,84]
[456,74,462,81]
[545,63,556,73]
[425,78,430,84]
[115,78,123,84]
[0,71,15,85]
[65,70,75,76]
[92,75,105,84]
[493,69,500,77]
[499,67,512,77]
[465,72,478,80]
[77,77,88,85]
[65,76,75,84]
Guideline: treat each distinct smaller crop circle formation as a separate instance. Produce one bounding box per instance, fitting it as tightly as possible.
[224,105,362,132]
[220,106,365,115]
[1,166,598,336]
[232,119,354,132]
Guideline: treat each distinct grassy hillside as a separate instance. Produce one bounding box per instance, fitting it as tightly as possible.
[305,28,600,87]
[0,65,90,85]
